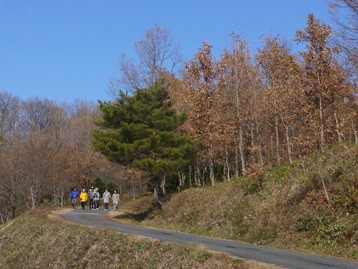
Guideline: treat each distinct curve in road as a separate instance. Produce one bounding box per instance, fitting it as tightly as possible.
[60,209,358,269]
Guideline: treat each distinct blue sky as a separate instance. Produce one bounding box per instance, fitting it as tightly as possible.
[0,0,332,104]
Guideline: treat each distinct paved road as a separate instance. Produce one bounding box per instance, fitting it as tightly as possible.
[60,209,358,269]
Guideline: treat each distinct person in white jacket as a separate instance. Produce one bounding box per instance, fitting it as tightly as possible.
[93,188,100,210]
[112,191,120,211]
[103,189,111,211]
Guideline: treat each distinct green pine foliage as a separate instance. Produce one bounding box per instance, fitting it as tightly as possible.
[93,82,197,188]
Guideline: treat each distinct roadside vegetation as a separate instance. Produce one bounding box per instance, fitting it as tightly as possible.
[118,144,358,260]
[1,1,357,224]
[0,209,281,269]
[0,1,357,267]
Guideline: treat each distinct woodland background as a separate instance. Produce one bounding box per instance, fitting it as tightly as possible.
[0,0,357,222]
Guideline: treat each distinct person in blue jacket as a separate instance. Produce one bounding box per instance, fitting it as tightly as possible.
[70,187,80,209]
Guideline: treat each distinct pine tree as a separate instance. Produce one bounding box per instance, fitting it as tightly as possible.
[93,82,197,203]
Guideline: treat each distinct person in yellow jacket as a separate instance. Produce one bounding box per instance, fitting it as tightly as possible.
[80,189,89,210]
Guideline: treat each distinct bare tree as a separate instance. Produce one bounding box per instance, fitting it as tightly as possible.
[17,99,66,208]
[66,100,100,188]
[0,134,26,219]
[329,0,358,79]
[0,92,23,220]
[0,91,20,138]
[110,25,182,96]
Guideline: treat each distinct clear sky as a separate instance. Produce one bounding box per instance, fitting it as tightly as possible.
[0,0,332,104]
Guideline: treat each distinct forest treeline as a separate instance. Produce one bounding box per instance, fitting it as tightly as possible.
[0,5,357,221]
[172,14,357,184]
[0,97,146,221]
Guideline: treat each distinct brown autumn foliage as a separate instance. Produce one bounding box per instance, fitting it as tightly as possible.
[257,36,309,164]
[0,11,357,222]
[182,42,221,186]
[219,35,262,175]
[0,98,144,222]
[172,14,357,188]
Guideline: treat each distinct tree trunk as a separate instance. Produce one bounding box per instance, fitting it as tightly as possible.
[10,206,16,220]
[60,188,65,207]
[209,146,215,186]
[235,75,245,176]
[195,165,200,186]
[317,71,325,151]
[203,166,207,186]
[153,186,165,208]
[30,185,37,210]
[322,178,330,204]
[275,115,281,165]
[160,176,166,195]
[225,144,230,181]
[178,173,186,190]
[239,127,246,175]
[189,166,192,187]
[250,121,255,163]
[255,115,264,166]
[333,104,342,144]
[352,120,358,143]
[318,157,330,204]
[234,141,239,177]
[132,182,136,200]
[319,94,325,151]
[282,118,293,164]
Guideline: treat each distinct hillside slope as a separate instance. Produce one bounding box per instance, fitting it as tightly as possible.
[0,209,281,269]
[122,144,358,260]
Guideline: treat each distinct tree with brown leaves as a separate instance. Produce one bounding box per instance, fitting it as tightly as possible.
[296,14,356,151]
[183,42,220,185]
[219,35,259,174]
[257,36,304,164]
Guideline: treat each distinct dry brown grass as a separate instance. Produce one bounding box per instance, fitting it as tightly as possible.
[0,209,283,269]
[119,144,358,260]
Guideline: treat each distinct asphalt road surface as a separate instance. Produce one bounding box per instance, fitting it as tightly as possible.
[60,209,358,269]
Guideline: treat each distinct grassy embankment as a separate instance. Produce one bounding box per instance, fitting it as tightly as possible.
[119,144,358,260]
[0,209,282,269]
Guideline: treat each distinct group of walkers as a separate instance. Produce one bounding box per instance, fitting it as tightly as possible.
[70,187,120,211]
